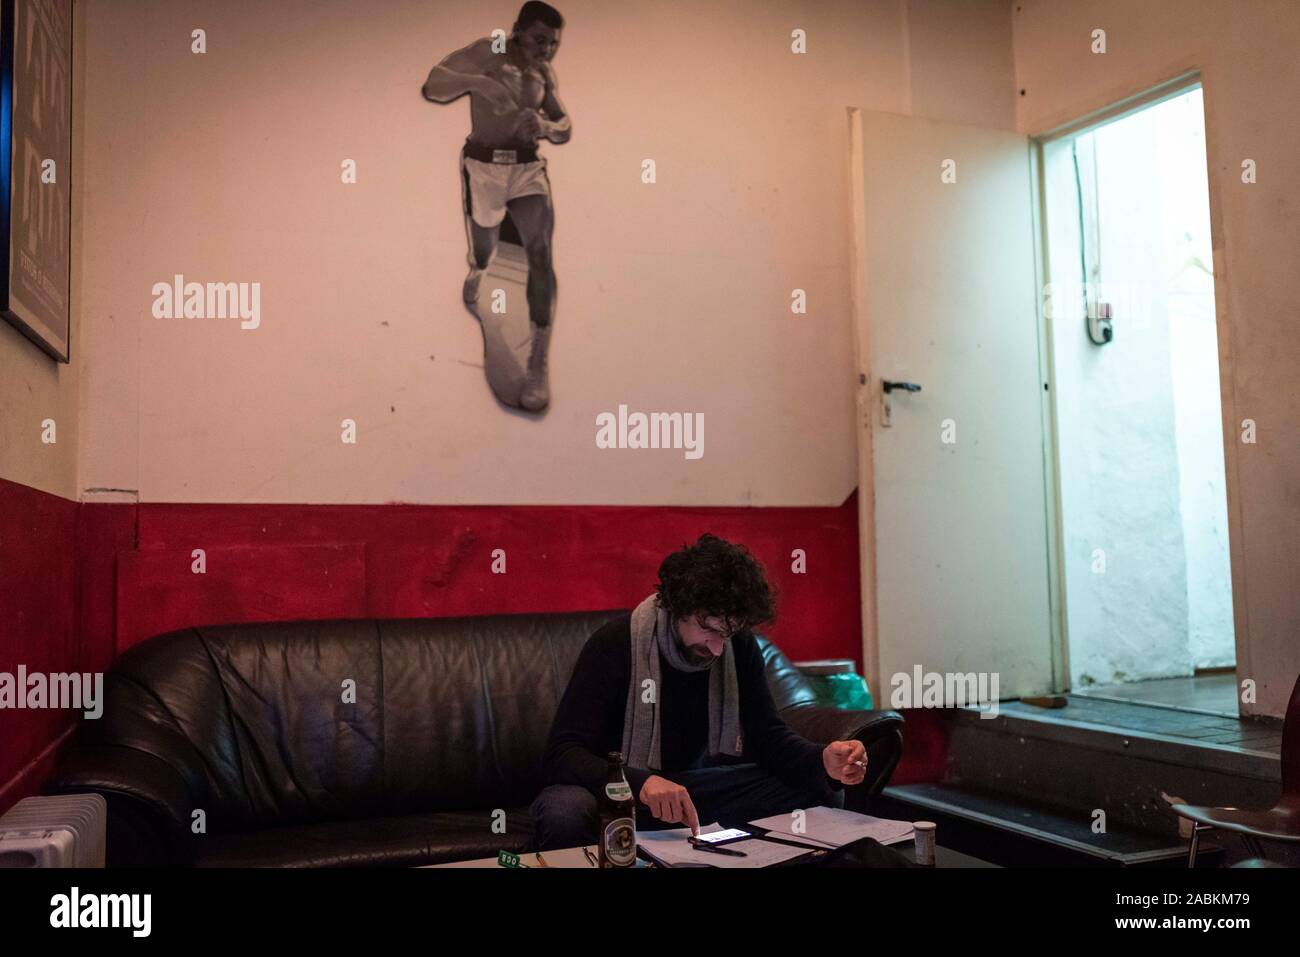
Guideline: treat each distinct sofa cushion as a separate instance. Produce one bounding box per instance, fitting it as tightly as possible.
[86,612,619,832]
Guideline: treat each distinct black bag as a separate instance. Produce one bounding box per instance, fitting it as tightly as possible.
[770,834,922,868]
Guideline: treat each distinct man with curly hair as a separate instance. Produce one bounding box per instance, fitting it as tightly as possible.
[531,534,869,850]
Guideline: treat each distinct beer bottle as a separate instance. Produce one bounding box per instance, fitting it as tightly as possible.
[598,751,636,868]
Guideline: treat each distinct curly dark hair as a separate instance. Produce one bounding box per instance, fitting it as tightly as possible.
[517,1,563,30]
[655,534,777,635]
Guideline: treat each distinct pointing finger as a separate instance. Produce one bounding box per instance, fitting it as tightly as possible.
[683,792,700,837]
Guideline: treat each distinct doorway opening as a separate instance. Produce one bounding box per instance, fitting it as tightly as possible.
[1039,80,1236,717]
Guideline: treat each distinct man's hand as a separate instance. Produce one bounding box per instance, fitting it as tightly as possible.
[514,108,545,142]
[823,740,867,786]
[639,775,700,836]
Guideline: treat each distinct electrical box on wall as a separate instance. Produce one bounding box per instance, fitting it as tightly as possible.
[1088,301,1114,345]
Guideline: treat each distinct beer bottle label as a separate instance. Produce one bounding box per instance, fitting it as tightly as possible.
[605,781,633,802]
[603,817,636,867]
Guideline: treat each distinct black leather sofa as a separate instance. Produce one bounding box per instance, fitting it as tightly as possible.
[47,611,903,867]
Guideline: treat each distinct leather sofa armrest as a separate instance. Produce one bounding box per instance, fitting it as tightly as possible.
[782,705,902,745]
[46,745,200,867]
[781,705,904,804]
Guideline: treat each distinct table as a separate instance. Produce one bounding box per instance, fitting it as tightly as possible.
[429,846,605,868]
[428,839,997,868]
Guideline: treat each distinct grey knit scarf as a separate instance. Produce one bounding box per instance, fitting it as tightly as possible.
[621,593,743,773]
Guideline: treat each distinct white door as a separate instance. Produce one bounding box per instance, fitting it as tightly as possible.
[849,109,1056,703]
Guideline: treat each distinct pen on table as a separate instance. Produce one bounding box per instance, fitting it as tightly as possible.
[534,852,548,868]
[688,837,746,857]
[581,846,598,867]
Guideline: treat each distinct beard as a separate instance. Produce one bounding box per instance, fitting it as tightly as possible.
[681,640,719,666]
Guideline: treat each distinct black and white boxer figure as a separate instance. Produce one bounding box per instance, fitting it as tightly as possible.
[422,1,570,412]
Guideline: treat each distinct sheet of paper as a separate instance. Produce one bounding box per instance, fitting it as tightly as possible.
[637,823,813,869]
[748,806,915,848]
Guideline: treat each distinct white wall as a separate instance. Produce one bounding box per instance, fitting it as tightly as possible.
[1173,271,1236,671]
[1048,120,1191,688]
[0,1,85,500]
[1015,0,1300,716]
[73,0,1015,507]
[0,307,79,498]
[1161,92,1234,670]
[1049,91,1234,688]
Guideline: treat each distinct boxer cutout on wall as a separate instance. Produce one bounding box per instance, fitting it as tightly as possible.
[421,1,571,413]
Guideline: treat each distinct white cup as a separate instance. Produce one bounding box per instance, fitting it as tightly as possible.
[913,820,937,866]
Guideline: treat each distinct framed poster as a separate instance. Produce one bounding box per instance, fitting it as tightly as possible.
[0,0,72,362]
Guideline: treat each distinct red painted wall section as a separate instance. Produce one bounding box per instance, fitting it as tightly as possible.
[101,496,864,667]
[5,486,953,814]
[0,478,80,811]
[76,503,134,678]
[887,709,953,785]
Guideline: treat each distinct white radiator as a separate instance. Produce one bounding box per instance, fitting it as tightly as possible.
[0,794,107,868]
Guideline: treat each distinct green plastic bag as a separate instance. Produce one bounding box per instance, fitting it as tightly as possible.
[805,671,874,711]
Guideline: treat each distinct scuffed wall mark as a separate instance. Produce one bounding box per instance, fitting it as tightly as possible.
[423,526,480,588]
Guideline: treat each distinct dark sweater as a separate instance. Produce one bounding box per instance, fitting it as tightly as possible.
[542,613,841,800]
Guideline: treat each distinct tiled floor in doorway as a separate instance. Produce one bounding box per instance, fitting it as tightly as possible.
[1072,673,1239,718]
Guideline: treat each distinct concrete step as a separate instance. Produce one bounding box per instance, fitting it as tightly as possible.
[874,782,1219,868]
[944,698,1282,839]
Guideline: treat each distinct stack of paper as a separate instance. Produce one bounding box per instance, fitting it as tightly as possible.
[748,806,914,849]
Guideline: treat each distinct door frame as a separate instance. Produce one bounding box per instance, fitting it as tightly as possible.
[1026,126,1071,695]
[849,66,1245,707]
[846,107,882,698]
[1028,68,1248,704]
